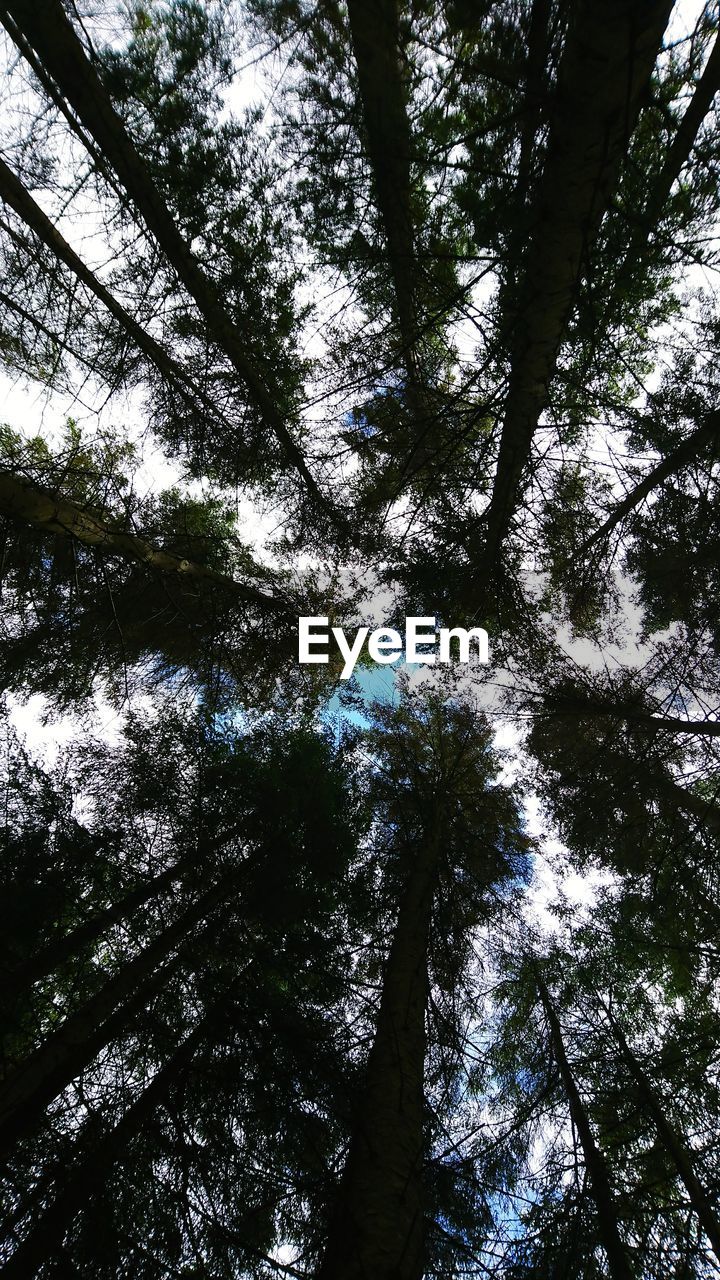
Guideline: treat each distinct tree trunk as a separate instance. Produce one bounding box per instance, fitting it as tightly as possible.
[346,0,414,352]
[514,0,552,200]
[345,0,439,475]
[536,969,633,1280]
[2,849,195,1005]
[548,693,720,738]
[669,779,720,836]
[317,815,444,1280]
[0,1019,207,1277]
[476,0,673,579]
[606,1008,720,1262]
[584,26,720,353]
[625,27,720,263]
[0,154,230,431]
[0,871,238,1151]
[0,1,329,514]
[579,409,720,554]
[0,470,282,610]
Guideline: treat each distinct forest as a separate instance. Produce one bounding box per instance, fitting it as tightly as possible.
[1,1,720,1276]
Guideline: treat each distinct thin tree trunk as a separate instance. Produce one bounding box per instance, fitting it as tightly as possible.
[0,1,330,514]
[0,155,232,432]
[621,26,720,269]
[605,1007,720,1261]
[0,470,283,610]
[2,850,194,1004]
[0,281,98,376]
[536,969,633,1280]
[477,0,672,579]
[0,1019,208,1278]
[579,410,720,555]
[0,871,238,1151]
[345,0,438,476]
[317,815,444,1280]
[581,26,720,361]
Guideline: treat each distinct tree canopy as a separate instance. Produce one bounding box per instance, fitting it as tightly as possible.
[2,1,720,1276]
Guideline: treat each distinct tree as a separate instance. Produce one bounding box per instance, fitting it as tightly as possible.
[0,705,366,1274]
[318,693,527,1280]
[2,1,720,1276]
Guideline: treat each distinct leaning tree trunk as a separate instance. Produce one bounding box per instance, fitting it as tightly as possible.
[546,692,720,739]
[536,969,633,1280]
[0,470,281,609]
[0,154,229,432]
[0,1017,208,1277]
[0,0,328,514]
[579,409,720,555]
[0,870,239,1151]
[2,850,192,1005]
[669,779,720,836]
[2,825,246,1002]
[599,26,720,334]
[606,1008,720,1262]
[317,812,444,1280]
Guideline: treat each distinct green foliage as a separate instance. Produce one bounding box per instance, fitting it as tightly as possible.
[2,0,720,1275]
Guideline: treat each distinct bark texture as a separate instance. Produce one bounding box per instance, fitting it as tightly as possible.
[0,470,283,610]
[477,0,673,581]
[317,818,443,1280]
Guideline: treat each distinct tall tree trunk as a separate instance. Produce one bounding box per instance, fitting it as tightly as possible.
[0,871,239,1151]
[514,0,552,200]
[605,1007,720,1261]
[536,969,633,1280]
[616,25,720,281]
[579,409,720,555]
[475,0,672,581]
[0,1,330,514]
[579,25,720,363]
[2,847,199,1005]
[345,0,438,476]
[346,0,414,354]
[0,155,230,431]
[317,814,444,1280]
[0,470,282,610]
[0,1019,208,1278]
